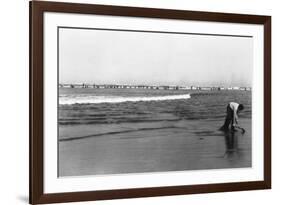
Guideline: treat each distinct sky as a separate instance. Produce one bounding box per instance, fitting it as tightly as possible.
[59,27,253,87]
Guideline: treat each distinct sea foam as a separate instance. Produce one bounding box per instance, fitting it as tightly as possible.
[59,94,191,105]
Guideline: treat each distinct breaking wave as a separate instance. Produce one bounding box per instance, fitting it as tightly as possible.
[59,94,191,105]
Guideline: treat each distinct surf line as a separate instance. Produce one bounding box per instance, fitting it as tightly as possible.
[59,126,188,142]
[59,94,191,105]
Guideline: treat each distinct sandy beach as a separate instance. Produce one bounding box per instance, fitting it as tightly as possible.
[59,118,251,176]
[57,27,253,177]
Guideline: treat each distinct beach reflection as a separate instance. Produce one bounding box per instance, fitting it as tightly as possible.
[223,130,240,159]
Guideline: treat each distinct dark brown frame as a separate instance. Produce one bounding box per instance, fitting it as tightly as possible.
[30,1,271,204]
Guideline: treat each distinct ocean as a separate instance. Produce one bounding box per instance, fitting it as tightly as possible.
[58,88,252,176]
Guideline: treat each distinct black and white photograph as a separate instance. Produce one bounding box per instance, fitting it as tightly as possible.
[58,27,253,177]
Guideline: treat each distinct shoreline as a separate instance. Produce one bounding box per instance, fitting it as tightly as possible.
[59,118,251,177]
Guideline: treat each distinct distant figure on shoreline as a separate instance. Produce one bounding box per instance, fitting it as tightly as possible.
[220,102,245,133]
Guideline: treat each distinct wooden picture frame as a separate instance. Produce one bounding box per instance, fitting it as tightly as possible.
[30,1,271,204]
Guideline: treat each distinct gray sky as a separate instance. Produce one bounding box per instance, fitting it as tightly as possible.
[59,28,253,87]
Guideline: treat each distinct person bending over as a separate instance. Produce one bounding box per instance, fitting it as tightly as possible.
[220,102,245,132]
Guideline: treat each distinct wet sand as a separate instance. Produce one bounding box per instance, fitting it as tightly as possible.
[59,118,251,177]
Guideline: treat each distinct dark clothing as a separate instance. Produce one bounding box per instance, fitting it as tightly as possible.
[220,104,235,131]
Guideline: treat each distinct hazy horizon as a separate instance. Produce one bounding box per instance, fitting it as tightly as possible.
[59,28,253,87]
